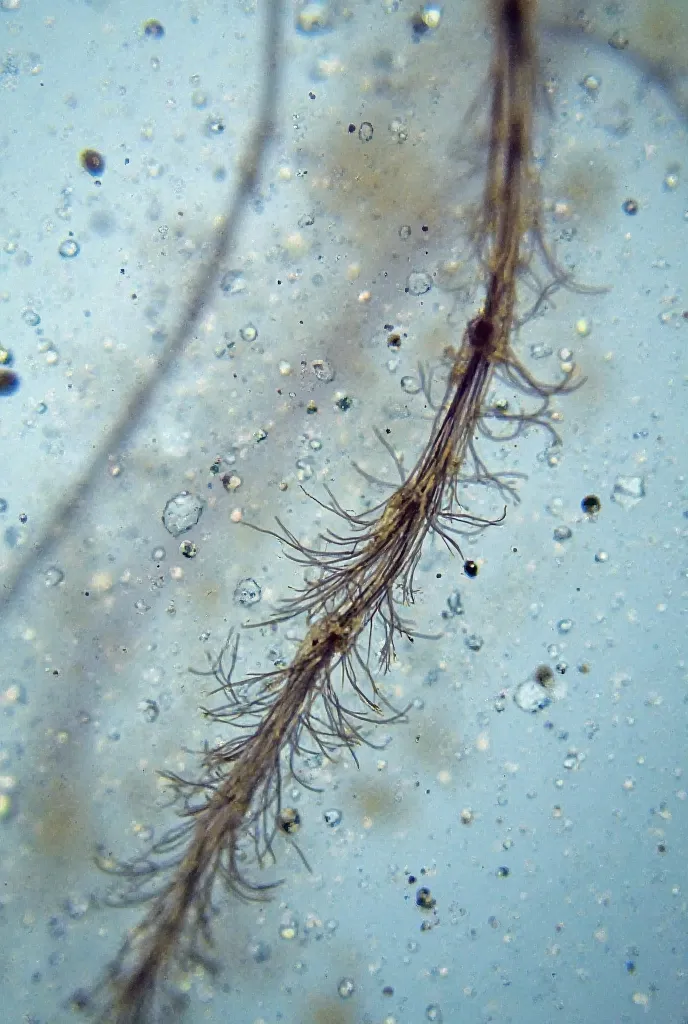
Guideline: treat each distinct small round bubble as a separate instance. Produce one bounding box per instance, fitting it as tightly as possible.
[58,238,80,259]
[337,978,355,999]
[239,323,258,342]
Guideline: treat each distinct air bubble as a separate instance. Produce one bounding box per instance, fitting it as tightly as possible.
[611,475,645,509]
[248,940,271,963]
[337,978,355,999]
[514,680,551,713]
[43,566,65,587]
[608,29,629,50]
[234,578,262,606]
[400,375,420,395]
[219,269,246,294]
[64,894,90,920]
[206,115,225,134]
[279,913,298,940]
[58,238,80,258]
[324,808,342,827]
[581,74,601,96]
[239,323,257,342]
[312,358,335,381]
[581,494,601,516]
[22,308,40,327]
[416,886,436,909]
[139,699,159,723]
[389,117,408,143]
[297,2,330,32]
[405,270,432,296]
[161,491,204,537]
[279,807,301,834]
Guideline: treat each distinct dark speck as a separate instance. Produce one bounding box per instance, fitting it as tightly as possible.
[143,19,165,38]
[0,369,20,396]
[80,149,105,177]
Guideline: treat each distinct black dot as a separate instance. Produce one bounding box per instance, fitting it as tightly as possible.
[534,665,554,686]
[410,12,430,38]
[80,148,105,177]
[348,123,356,133]
[463,559,478,578]
[622,198,638,215]
[0,369,20,396]
[143,19,165,38]
[581,494,601,515]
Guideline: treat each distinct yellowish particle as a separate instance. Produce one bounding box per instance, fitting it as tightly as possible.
[3,684,23,704]
[91,572,113,593]
[421,5,441,29]
[284,232,308,256]
[475,731,490,753]
[297,3,330,32]
[315,56,344,77]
